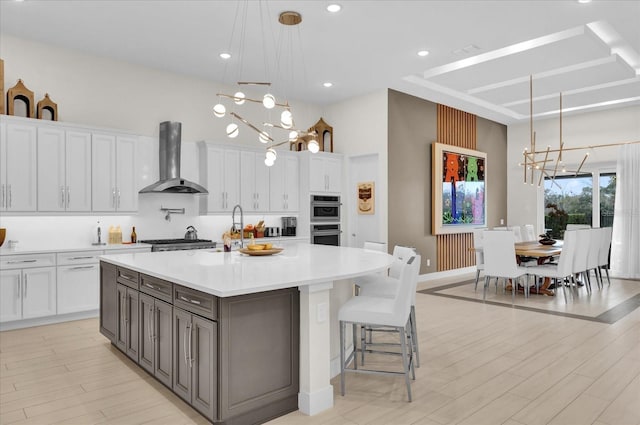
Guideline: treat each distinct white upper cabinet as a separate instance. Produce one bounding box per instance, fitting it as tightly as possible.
[92,133,138,212]
[240,151,270,213]
[37,126,91,212]
[0,122,37,211]
[269,154,299,212]
[199,143,240,213]
[308,154,342,194]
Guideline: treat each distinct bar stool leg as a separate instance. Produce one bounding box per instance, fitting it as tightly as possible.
[340,321,346,396]
[399,325,412,402]
[410,305,420,368]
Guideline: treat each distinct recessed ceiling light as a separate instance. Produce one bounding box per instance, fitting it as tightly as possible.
[577,0,591,3]
[327,4,341,13]
[323,82,333,88]
[417,50,430,57]
[14,0,25,2]
[219,52,231,59]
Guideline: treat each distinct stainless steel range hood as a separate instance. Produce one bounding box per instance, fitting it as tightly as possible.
[139,121,208,194]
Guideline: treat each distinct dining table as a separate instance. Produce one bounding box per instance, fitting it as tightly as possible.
[514,240,563,295]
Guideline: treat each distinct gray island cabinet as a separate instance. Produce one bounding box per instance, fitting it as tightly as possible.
[99,261,300,425]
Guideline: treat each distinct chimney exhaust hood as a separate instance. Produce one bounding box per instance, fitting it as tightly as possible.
[139,121,208,194]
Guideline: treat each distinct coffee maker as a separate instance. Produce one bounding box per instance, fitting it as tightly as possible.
[281,217,297,236]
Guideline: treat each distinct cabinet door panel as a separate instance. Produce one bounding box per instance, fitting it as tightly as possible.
[100,263,117,343]
[325,158,342,193]
[309,156,326,192]
[172,308,192,403]
[0,270,22,322]
[22,267,56,319]
[284,156,299,211]
[191,315,216,421]
[116,136,137,212]
[37,126,66,212]
[255,155,269,212]
[65,131,92,212]
[155,299,173,388]
[5,124,37,211]
[138,293,155,374]
[116,284,127,351]
[125,288,139,362]
[57,264,99,314]
[203,146,224,212]
[269,158,285,211]
[224,150,240,211]
[92,134,117,211]
[240,151,256,211]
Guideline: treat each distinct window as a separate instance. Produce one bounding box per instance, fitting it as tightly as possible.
[599,173,616,228]
[544,174,592,239]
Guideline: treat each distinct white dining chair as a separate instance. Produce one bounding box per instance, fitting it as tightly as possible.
[510,226,523,243]
[525,230,577,303]
[339,255,419,402]
[586,228,603,289]
[481,230,530,301]
[523,224,537,242]
[357,246,421,367]
[597,227,613,286]
[572,229,592,294]
[472,228,486,291]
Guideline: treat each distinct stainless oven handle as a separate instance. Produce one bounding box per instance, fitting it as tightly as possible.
[311,231,342,236]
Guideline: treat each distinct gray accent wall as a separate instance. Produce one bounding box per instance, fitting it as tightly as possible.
[388,89,507,274]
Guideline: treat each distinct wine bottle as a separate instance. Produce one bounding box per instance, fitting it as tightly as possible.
[131,226,137,243]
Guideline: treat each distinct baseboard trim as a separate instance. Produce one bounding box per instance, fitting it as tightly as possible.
[0,310,99,331]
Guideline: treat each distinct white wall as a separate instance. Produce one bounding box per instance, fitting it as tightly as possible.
[507,105,640,232]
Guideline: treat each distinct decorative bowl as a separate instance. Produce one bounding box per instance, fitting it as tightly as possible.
[539,238,556,246]
[0,228,5,247]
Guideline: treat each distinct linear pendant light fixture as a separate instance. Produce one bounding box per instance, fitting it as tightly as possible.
[213,5,319,167]
[521,75,640,187]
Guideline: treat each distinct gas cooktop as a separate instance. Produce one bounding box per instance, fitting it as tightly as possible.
[140,238,213,244]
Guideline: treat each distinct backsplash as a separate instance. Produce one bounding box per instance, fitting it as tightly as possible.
[0,193,298,247]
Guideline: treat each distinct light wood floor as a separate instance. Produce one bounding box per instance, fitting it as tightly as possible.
[1,286,639,425]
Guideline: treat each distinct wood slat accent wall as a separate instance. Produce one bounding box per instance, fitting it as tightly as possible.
[436,104,477,271]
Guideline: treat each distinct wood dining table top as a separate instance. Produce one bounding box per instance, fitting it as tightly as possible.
[514,241,562,258]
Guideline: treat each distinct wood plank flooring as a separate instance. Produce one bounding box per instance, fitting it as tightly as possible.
[1,282,639,425]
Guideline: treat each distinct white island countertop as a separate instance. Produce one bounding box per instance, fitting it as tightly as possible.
[100,242,394,297]
[0,242,152,256]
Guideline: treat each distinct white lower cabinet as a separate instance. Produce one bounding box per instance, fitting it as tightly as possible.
[57,264,99,314]
[0,267,56,322]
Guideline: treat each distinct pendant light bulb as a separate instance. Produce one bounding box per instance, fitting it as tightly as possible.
[234,92,246,105]
[264,156,275,167]
[288,130,298,142]
[226,123,239,138]
[263,93,276,109]
[307,139,320,153]
[258,131,270,144]
[266,148,277,162]
[280,110,293,129]
[213,103,226,118]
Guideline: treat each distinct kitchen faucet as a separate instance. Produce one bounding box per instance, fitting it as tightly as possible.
[232,204,244,249]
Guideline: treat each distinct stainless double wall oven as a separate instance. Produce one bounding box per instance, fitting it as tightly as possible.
[310,195,341,246]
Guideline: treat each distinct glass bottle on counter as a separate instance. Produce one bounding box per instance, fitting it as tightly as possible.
[131,226,137,243]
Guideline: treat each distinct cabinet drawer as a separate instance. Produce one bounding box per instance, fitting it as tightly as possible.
[116,267,139,289]
[140,274,172,303]
[174,285,217,320]
[57,250,102,266]
[1,253,56,270]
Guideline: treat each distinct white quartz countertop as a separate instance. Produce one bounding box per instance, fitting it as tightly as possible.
[99,243,394,297]
[0,242,152,256]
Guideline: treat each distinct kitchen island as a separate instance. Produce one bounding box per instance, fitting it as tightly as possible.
[99,242,393,424]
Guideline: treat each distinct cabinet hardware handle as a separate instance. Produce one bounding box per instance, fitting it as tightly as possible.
[112,188,116,208]
[16,277,20,300]
[67,187,70,208]
[7,259,38,264]
[68,265,95,271]
[117,189,121,209]
[69,256,94,260]
[184,322,191,366]
[188,323,194,366]
[24,275,28,298]
[61,186,65,208]
[1,184,5,208]
[148,305,153,342]
[144,283,155,289]
[179,295,201,305]
[120,293,125,324]
[8,184,11,208]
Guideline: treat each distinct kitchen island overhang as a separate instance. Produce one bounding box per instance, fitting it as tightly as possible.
[99,243,394,422]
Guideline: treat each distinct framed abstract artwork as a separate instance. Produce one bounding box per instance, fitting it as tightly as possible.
[432,142,487,234]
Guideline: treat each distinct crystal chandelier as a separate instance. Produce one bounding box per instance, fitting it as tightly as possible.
[212,5,319,167]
